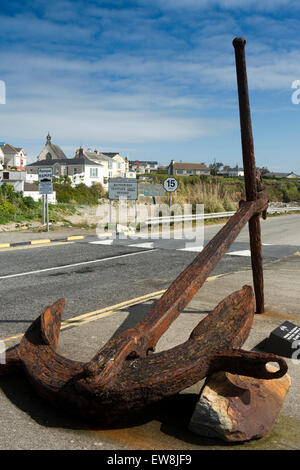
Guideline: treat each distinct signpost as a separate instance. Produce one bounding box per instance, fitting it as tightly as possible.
[38,168,53,232]
[108,178,138,228]
[108,178,138,201]
[163,177,178,208]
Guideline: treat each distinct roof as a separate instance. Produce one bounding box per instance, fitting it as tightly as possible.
[74,148,111,163]
[46,142,67,160]
[173,162,210,170]
[27,158,103,167]
[102,152,119,158]
[0,144,24,155]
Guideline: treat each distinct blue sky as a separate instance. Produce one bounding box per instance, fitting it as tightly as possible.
[1,0,300,172]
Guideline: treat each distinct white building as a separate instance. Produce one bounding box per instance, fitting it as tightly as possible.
[0,143,27,170]
[74,148,136,187]
[169,161,211,176]
[26,154,104,188]
[219,166,244,177]
[0,170,56,203]
[129,160,158,174]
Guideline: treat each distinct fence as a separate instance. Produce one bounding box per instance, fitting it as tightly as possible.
[145,206,300,226]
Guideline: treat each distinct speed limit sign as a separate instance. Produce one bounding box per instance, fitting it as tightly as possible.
[163,177,178,192]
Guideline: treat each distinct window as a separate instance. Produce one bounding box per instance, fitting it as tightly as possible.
[118,163,121,169]
[176,170,183,174]
[90,168,98,177]
[108,160,113,169]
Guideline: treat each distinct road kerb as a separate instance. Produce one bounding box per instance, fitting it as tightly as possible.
[67,236,85,241]
[0,236,85,250]
[0,243,10,248]
[31,239,51,245]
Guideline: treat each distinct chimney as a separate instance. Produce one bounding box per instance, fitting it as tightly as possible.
[75,146,84,158]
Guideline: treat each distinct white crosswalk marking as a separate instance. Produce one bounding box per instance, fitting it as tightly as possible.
[90,240,114,245]
[227,250,251,257]
[177,245,204,252]
[128,242,154,249]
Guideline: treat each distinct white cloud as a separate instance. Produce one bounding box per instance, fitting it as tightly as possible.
[143,0,299,11]
[0,2,299,169]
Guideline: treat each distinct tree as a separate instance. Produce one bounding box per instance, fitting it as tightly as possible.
[209,161,224,175]
[258,167,269,176]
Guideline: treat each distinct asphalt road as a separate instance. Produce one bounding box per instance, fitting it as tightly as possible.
[0,214,299,339]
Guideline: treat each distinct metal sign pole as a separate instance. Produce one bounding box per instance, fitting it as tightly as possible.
[42,194,45,225]
[38,168,53,231]
[46,194,49,232]
[135,199,138,226]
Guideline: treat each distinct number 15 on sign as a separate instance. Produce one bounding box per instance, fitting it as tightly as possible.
[164,177,178,208]
[164,177,178,192]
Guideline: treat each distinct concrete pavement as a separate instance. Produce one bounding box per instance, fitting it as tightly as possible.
[0,213,299,449]
[0,252,299,450]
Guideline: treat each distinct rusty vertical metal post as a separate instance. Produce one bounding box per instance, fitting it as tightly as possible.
[233,37,264,313]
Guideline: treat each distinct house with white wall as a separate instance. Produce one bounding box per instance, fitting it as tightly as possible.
[129,160,158,174]
[169,161,210,176]
[74,148,136,187]
[0,170,56,203]
[218,166,244,177]
[0,143,27,170]
[26,155,104,188]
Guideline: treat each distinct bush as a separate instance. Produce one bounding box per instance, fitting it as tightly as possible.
[54,181,106,205]
[22,196,37,209]
[0,185,77,225]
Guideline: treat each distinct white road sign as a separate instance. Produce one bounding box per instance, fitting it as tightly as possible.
[163,177,178,192]
[38,168,53,195]
[108,178,138,200]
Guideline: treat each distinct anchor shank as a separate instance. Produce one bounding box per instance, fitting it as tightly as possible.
[138,196,267,348]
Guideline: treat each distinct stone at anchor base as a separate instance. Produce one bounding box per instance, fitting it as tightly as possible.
[188,366,291,442]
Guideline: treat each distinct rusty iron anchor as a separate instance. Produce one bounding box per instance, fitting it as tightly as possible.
[0,287,287,423]
[0,37,288,423]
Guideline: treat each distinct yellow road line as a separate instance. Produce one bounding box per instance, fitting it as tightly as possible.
[1,289,166,343]
[0,243,10,248]
[31,239,51,245]
[60,289,166,326]
[67,235,85,241]
[0,242,74,252]
[1,273,227,343]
